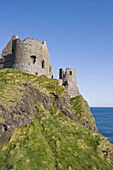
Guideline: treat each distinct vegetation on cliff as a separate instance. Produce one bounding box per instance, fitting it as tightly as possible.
[70,95,98,132]
[0,69,113,169]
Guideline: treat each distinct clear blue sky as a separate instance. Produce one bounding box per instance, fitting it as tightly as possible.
[0,0,113,107]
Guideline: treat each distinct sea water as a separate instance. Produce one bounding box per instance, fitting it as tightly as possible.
[90,107,113,144]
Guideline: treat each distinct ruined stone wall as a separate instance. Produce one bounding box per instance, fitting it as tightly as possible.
[0,54,14,69]
[11,37,53,78]
[0,59,4,69]
[12,38,42,75]
[0,35,18,69]
[0,36,53,78]
[0,36,79,98]
[41,40,53,78]
[59,68,79,98]
[1,35,18,58]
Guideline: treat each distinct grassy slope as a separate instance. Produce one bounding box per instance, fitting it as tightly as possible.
[0,68,65,108]
[70,95,98,132]
[0,69,113,169]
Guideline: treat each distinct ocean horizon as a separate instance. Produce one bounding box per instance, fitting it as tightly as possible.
[90,107,113,144]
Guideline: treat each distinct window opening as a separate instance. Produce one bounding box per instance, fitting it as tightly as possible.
[63,80,68,87]
[31,56,36,64]
[59,68,63,79]
[70,71,72,75]
[42,60,45,69]
[12,48,14,53]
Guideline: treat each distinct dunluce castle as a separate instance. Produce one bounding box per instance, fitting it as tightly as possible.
[0,35,79,97]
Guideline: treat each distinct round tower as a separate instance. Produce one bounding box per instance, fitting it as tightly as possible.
[12,38,53,77]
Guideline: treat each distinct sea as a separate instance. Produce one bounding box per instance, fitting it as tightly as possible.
[90,107,113,144]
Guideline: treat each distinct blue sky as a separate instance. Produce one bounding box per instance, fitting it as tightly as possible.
[0,0,113,107]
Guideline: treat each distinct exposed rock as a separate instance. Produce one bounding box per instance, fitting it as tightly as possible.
[0,104,4,110]
[110,152,113,165]
[51,92,77,122]
[0,69,113,169]
[70,95,98,132]
[0,84,76,144]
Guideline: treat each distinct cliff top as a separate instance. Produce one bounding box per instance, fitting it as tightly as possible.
[0,69,113,169]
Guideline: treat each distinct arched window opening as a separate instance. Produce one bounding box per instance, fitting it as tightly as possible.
[63,80,68,87]
[42,60,45,69]
[70,71,72,75]
[31,56,36,64]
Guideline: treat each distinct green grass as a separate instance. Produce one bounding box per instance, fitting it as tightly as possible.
[0,102,113,169]
[0,69,65,108]
[0,69,113,169]
[70,95,98,132]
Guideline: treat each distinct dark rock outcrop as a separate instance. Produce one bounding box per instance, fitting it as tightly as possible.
[0,84,76,144]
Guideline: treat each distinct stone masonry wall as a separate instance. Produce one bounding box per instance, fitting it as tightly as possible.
[12,38,42,75]
[0,35,80,98]
[59,68,79,97]
[1,35,18,58]
[41,40,53,78]
[0,36,53,78]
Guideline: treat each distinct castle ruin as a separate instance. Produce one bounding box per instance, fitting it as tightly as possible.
[0,35,79,97]
[0,35,53,78]
[59,68,79,97]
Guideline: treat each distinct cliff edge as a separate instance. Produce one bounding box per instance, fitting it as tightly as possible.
[0,69,113,169]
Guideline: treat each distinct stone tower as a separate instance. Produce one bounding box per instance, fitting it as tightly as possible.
[59,68,79,97]
[0,35,53,78]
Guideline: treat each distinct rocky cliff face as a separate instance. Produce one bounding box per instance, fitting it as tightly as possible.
[0,83,77,144]
[70,95,98,132]
[0,69,113,169]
